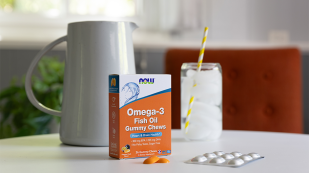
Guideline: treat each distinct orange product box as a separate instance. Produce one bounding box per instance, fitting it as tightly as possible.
[109,74,171,159]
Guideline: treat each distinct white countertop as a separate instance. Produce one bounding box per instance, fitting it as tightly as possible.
[1,130,309,173]
[1,39,308,52]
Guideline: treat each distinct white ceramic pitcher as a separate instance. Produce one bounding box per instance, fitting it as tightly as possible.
[25,21,138,146]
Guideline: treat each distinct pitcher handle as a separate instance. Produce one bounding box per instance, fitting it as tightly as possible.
[25,36,67,117]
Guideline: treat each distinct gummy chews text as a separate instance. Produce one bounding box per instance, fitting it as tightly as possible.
[125,108,166,132]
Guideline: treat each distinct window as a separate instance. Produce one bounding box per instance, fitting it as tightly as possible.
[69,0,135,17]
[0,0,137,17]
[0,0,142,43]
[0,0,203,44]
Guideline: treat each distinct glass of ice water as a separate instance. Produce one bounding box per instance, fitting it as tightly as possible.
[181,63,222,141]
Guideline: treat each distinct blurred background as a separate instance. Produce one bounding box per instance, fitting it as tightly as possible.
[0,0,308,138]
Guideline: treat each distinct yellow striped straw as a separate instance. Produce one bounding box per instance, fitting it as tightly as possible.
[185,27,209,134]
[197,27,208,71]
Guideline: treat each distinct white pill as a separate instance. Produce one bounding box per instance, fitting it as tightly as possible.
[249,152,261,159]
[209,157,225,164]
[213,151,225,156]
[203,153,217,158]
[191,155,207,162]
[231,151,242,157]
[228,158,245,166]
[239,154,253,161]
[221,153,235,160]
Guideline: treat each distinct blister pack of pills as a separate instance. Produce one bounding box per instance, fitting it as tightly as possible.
[185,151,264,167]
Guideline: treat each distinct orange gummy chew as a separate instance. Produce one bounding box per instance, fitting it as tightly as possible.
[143,156,160,164]
[156,158,170,163]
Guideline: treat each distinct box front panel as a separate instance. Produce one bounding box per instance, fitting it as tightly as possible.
[118,75,171,159]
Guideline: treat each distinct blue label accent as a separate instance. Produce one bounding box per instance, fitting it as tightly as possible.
[167,150,171,153]
[130,132,162,138]
[109,75,119,93]
[120,88,171,109]
[121,82,140,107]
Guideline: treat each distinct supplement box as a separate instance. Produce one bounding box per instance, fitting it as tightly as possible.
[109,74,171,159]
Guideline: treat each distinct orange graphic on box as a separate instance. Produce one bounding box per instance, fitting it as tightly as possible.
[111,78,116,87]
[122,144,131,153]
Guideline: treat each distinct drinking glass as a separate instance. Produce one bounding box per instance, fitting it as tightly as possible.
[181,63,222,141]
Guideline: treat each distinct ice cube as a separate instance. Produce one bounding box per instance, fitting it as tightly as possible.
[193,70,221,85]
[191,101,222,120]
[190,83,222,106]
[191,83,219,96]
[181,77,194,94]
[189,110,220,125]
[197,90,222,106]
[185,115,222,140]
[186,69,196,78]
[181,77,194,117]
[184,121,211,140]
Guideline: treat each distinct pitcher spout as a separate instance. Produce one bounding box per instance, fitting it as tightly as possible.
[129,22,138,32]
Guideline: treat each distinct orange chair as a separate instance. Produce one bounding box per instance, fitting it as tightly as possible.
[165,48,303,133]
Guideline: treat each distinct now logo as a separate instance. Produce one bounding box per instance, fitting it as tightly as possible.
[139,78,155,84]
